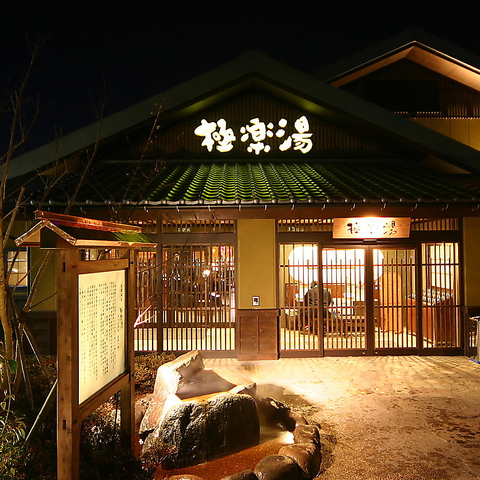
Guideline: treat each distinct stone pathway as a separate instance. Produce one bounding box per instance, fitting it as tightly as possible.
[202,356,480,480]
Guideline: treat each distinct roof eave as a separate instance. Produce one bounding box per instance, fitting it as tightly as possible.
[315,27,480,84]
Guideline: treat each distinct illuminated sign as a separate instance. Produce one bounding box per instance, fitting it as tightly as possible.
[333,217,411,239]
[78,270,126,404]
[194,116,313,155]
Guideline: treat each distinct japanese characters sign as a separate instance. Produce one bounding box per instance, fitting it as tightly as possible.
[78,270,126,404]
[194,116,313,155]
[333,217,411,239]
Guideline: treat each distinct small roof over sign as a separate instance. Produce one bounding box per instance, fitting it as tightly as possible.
[15,211,156,249]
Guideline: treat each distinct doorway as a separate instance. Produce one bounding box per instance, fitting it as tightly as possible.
[141,244,236,354]
[279,242,461,355]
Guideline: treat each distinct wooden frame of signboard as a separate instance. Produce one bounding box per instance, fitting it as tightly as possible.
[16,211,156,480]
[57,250,135,480]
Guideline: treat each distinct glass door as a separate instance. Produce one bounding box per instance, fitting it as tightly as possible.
[160,245,236,353]
[324,247,418,352]
[323,248,367,351]
[279,243,321,353]
[279,243,460,356]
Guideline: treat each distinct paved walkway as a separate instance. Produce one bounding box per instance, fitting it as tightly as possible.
[204,356,480,480]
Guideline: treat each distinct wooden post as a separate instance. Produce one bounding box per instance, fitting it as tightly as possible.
[121,250,136,451]
[57,248,81,480]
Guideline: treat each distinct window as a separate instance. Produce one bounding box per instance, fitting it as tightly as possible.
[7,249,28,288]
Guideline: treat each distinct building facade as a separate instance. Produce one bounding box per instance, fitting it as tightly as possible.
[9,29,480,358]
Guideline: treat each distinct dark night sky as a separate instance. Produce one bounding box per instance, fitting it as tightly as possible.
[2,1,480,154]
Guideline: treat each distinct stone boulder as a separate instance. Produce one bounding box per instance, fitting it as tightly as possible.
[254,455,301,480]
[256,397,296,432]
[142,392,260,469]
[292,424,320,446]
[135,394,151,429]
[140,350,237,435]
[288,411,309,428]
[278,443,321,479]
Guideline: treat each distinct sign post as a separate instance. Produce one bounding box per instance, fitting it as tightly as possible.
[57,252,136,479]
[16,211,155,480]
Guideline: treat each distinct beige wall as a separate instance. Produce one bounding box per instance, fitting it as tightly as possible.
[463,217,480,306]
[236,219,276,309]
[29,247,57,311]
[413,118,480,151]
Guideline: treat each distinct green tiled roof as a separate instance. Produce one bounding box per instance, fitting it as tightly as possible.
[14,159,480,207]
[142,160,480,205]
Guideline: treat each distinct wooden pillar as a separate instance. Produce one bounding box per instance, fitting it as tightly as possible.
[57,248,81,480]
[121,251,136,451]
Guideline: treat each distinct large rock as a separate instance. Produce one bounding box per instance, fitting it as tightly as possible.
[140,350,236,435]
[176,368,236,399]
[254,455,301,480]
[278,443,321,479]
[142,392,260,469]
[140,350,202,434]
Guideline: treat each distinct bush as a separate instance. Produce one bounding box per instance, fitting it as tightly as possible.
[79,399,154,480]
[134,352,175,394]
[0,404,27,480]
[0,355,27,480]
[9,352,176,479]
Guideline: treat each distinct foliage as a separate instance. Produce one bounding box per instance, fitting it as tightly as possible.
[79,400,155,480]
[134,352,175,394]
[16,398,154,480]
[7,353,177,479]
[0,408,26,480]
[0,355,26,480]
[0,354,55,480]
[12,356,56,418]
[16,418,56,480]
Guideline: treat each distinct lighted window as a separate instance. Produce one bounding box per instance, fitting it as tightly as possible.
[7,249,28,288]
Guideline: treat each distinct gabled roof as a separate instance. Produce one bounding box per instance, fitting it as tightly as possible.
[15,211,155,248]
[8,44,480,181]
[315,27,480,90]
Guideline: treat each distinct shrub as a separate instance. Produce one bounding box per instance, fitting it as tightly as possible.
[0,403,27,479]
[79,399,154,480]
[10,352,176,479]
[0,356,27,480]
[134,352,175,394]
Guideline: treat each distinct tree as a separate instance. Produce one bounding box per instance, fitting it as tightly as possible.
[0,37,48,480]
[1,37,45,374]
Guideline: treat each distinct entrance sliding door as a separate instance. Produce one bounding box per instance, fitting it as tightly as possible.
[279,243,322,353]
[420,242,461,349]
[324,247,417,353]
[323,248,367,351]
[279,242,461,356]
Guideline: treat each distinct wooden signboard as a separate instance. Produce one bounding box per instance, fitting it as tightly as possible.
[16,211,155,480]
[333,217,411,239]
[57,251,135,480]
